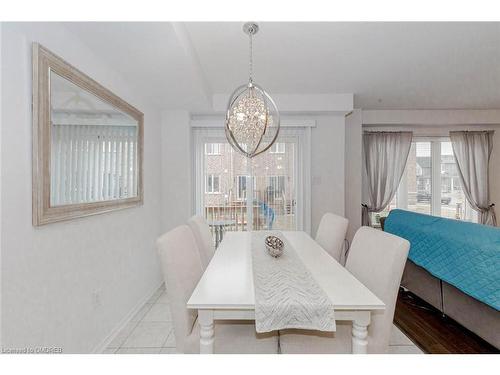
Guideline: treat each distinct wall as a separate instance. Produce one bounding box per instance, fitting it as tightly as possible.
[0,22,3,347]
[309,115,346,235]
[344,109,362,242]
[489,129,500,216]
[160,110,192,232]
[361,110,500,224]
[1,23,163,353]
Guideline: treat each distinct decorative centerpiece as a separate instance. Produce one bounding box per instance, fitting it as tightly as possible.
[265,235,284,258]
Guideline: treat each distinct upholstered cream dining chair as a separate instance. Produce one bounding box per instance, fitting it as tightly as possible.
[315,212,349,263]
[280,226,410,354]
[156,225,279,354]
[187,215,215,270]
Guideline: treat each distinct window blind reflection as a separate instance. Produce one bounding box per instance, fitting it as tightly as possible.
[50,124,138,206]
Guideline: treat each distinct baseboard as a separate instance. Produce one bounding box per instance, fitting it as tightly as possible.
[92,279,164,353]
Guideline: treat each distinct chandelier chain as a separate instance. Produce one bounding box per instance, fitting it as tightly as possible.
[249,32,253,83]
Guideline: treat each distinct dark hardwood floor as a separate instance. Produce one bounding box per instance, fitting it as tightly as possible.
[394,289,499,354]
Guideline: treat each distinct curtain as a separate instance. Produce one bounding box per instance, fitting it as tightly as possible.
[362,131,413,226]
[450,131,496,226]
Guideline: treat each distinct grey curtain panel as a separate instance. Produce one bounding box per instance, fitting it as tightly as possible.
[362,131,413,226]
[450,131,497,226]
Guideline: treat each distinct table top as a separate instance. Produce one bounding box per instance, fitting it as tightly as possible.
[187,231,385,311]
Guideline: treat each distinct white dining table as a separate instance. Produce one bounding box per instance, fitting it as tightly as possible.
[187,231,385,354]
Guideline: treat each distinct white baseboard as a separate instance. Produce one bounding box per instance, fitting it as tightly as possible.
[92,279,164,353]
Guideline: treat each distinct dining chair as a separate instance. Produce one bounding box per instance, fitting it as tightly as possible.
[315,212,349,263]
[156,225,279,354]
[187,215,215,270]
[280,226,410,354]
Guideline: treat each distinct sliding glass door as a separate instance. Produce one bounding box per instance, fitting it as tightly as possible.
[193,127,309,241]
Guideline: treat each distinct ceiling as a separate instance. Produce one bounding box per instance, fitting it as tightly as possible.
[64,22,500,111]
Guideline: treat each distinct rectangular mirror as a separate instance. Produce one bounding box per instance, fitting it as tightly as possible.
[33,43,144,225]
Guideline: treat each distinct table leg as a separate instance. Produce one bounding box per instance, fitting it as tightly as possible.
[219,225,225,243]
[351,312,370,354]
[218,226,222,247]
[214,226,221,248]
[198,310,214,354]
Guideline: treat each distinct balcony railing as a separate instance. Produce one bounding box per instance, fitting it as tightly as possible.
[204,194,296,247]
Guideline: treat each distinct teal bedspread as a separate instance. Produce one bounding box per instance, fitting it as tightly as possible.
[385,209,500,311]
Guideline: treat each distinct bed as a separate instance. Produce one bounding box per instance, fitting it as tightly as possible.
[384,209,500,349]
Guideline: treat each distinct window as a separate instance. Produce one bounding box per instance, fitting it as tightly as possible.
[236,175,258,200]
[408,142,432,215]
[205,174,220,193]
[205,143,221,155]
[377,137,477,223]
[440,142,477,221]
[266,176,286,199]
[270,142,285,154]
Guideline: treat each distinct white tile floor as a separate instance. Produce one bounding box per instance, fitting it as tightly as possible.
[104,284,424,354]
[104,285,176,354]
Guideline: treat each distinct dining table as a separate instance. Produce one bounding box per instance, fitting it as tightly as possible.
[208,219,237,248]
[187,230,385,354]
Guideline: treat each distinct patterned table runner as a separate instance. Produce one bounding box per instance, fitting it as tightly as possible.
[251,231,336,333]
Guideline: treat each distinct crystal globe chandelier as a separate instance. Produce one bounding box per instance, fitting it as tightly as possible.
[225,22,280,158]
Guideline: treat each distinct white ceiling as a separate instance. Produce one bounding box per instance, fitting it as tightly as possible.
[64,22,500,111]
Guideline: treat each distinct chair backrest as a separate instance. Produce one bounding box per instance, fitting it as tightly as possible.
[187,215,215,269]
[156,225,204,353]
[345,226,410,353]
[315,213,349,262]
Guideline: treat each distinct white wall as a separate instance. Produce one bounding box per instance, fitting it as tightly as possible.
[362,109,500,126]
[0,22,3,348]
[489,129,500,216]
[1,23,163,353]
[309,115,346,235]
[344,109,362,242]
[161,110,192,232]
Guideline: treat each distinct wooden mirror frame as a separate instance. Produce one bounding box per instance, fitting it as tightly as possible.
[32,43,144,226]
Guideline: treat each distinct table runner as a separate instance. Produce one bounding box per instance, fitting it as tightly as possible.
[251,231,336,333]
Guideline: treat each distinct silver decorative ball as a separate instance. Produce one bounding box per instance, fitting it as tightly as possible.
[265,235,284,258]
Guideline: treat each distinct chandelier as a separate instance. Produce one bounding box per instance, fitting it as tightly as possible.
[225,22,280,158]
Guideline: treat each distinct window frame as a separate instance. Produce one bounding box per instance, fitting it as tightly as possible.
[269,142,286,154]
[267,175,286,199]
[205,174,221,194]
[236,175,257,200]
[236,175,246,200]
[205,143,221,155]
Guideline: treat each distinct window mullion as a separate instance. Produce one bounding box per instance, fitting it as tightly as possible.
[398,167,408,210]
[431,141,442,216]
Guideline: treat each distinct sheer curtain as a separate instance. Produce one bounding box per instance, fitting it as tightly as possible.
[192,127,306,235]
[362,131,413,226]
[450,131,497,226]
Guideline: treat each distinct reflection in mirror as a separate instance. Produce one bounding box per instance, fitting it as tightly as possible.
[50,72,139,206]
